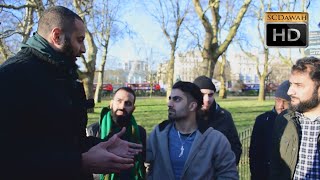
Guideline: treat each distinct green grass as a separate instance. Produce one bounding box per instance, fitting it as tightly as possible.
[88,96,274,134]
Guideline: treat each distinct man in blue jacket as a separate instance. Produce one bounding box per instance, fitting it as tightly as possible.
[249,80,290,180]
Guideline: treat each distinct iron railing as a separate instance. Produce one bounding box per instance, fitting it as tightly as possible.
[238,127,253,180]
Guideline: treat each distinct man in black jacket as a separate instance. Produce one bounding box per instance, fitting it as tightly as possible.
[193,76,242,165]
[0,6,141,180]
[249,80,290,180]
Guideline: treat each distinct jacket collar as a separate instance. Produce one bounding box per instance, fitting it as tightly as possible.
[21,33,79,80]
[158,119,210,134]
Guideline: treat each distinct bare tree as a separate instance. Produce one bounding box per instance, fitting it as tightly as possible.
[73,0,97,111]
[276,0,299,66]
[0,0,47,60]
[192,0,252,78]
[238,0,301,101]
[148,0,190,99]
[236,0,270,101]
[217,0,235,99]
[93,0,129,103]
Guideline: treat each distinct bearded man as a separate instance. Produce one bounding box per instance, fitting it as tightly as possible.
[270,57,320,180]
[99,87,146,180]
[0,6,141,180]
[146,81,238,179]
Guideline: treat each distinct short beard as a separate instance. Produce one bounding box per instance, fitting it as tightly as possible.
[61,34,74,59]
[290,85,320,113]
[168,109,187,122]
[169,116,185,122]
[111,109,132,127]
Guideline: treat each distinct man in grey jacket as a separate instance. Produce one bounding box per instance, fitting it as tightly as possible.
[146,81,238,180]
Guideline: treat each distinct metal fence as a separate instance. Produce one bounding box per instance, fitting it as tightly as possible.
[238,127,253,180]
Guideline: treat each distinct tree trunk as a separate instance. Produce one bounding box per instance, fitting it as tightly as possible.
[73,0,97,112]
[94,41,109,103]
[258,49,269,101]
[0,39,9,60]
[258,79,265,101]
[219,53,227,99]
[193,0,252,78]
[21,0,35,43]
[84,29,97,112]
[166,48,176,101]
[82,73,95,107]
[94,70,104,103]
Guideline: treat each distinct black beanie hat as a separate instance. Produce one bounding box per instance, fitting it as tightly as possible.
[275,80,290,101]
[193,76,216,92]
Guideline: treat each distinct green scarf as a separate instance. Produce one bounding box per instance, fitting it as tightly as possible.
[20,33,78,74]
[100,111,145,180]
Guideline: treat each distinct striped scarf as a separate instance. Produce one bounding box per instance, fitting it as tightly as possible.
[100,111,145,180]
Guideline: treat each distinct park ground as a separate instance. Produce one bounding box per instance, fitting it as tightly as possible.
[88,96,275,134]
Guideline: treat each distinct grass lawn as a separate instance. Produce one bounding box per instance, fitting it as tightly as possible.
[88,96,275,134]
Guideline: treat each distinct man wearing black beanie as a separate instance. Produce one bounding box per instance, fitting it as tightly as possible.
[194,76,242,165]
[249,80,290,180]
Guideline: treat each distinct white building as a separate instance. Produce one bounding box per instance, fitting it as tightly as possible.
[124,60,149,83]
[228,52,261,84]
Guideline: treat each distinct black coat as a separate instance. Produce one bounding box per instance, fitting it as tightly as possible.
[199,102,242,165]
[249,109,278,180]
[0,47,101,180]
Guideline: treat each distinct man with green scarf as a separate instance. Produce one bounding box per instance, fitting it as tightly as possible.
[0,6,142,180]
[99,87,146,180]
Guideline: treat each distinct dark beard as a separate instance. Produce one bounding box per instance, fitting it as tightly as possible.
[61,35,75,60]
[111,109,132,127]
[168,109,187,122]
[290,86,320,113]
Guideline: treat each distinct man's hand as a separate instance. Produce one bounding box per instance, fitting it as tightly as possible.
[82,137,135,174]
[81,127,143,174]
[106,127,143,158]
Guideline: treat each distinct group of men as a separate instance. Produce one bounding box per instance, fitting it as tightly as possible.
[1,5,320,180]
[249,57,320,180]
[86,76,241,180]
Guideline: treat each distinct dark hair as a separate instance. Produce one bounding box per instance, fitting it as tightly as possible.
[292,56,320,86]
[113,87,136,103]
[172,81,203,110]
[37,6,83,37]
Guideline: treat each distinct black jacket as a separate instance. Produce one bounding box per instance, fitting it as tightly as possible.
[0,47,101,180]
[199,101,242,165]
[249,109,278,180]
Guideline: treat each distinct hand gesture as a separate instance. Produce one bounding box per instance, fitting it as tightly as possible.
[106,127,143,158]
[82,136,135,174]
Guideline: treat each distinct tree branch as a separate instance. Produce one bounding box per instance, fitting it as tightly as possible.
[0,4,37,10]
